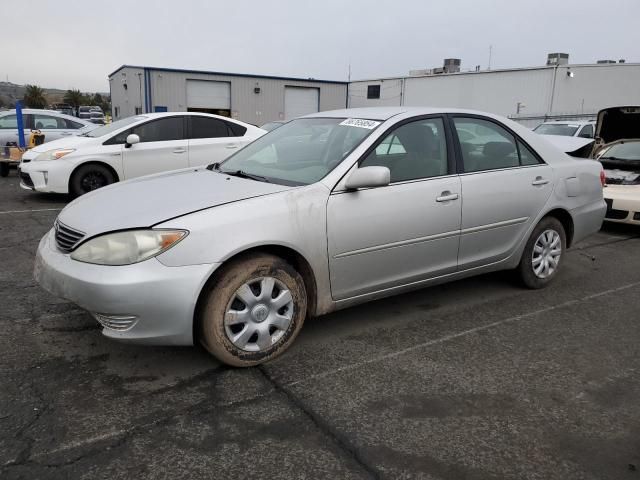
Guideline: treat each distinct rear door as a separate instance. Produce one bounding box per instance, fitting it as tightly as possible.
[452,116,553,269]
[121,116,189,179]
[187,116,248,166]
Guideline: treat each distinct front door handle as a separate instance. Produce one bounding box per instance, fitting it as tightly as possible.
[173,148,187,154]
[436,191,459,202]
[60,132,73,136]
[532,176,549,186]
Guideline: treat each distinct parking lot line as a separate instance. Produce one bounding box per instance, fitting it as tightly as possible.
[0,208,62,215]
[284,281,640,388]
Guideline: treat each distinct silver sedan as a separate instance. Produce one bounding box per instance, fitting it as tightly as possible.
[34,107,606,366]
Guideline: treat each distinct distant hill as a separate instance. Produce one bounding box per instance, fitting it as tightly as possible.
[0,82,109,108]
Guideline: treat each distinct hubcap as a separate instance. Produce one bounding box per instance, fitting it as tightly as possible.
[224,277,294,352]
[532,229,562,279]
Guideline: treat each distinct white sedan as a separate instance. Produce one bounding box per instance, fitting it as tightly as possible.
[19,112,265,196]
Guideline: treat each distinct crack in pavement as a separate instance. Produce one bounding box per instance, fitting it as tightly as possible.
[258,365,381,480]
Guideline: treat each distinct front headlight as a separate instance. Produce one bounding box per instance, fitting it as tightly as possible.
[70,229,188,265]
[34,149,75,161]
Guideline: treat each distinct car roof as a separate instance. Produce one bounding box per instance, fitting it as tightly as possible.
[0,108,94,125]
[537,120,594,125]
[134,111,256,127]
[302,106,530,121]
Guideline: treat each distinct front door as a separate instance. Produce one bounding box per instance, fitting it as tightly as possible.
[451,116,554,269]
[122,116,189,179]
[327,116,462,300]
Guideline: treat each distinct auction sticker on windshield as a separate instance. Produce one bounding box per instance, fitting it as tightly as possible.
[339,118,381,129]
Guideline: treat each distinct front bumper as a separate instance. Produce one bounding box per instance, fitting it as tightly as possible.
[603,186,640,225]
[19,159,73,193]
[34,229,219,345]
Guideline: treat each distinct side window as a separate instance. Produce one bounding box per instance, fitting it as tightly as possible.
[454,117,519,173]
[33,115,62,130]
[518,140,542,166]
[226,121,247,137]
[189,116,230,139]
[131,117,185,143]
[0,115,17,129]
[578,124,594,138]
[360,117,448,183]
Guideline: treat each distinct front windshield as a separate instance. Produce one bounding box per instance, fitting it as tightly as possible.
[84,116,146,137]
[219,118,379,185]
[600,142,640,162]
[533,124,580,136]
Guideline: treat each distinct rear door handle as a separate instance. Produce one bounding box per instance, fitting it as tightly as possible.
[436,192,459,202]
[532,176,550,186]
[173,148,187,154]
[60,132,73,136]
[226,143,239,149]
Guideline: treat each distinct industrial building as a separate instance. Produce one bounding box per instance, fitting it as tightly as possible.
[348,54,640,127]
[108,65,348,126]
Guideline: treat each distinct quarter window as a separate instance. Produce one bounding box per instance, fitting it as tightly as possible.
[578,124,594,138]
[518,140,541,166]
[454,117,519,172]
[361,117,448,183]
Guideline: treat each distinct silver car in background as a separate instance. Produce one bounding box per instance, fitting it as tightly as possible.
[34,107,606,366]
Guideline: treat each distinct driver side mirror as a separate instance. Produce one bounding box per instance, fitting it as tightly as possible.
[125,133,140,148]
[345,166,390,190]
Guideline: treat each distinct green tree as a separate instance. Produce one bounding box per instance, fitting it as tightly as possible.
[63,89,85,109]
[23,84,47,108]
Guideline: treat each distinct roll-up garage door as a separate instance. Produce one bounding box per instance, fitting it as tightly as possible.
[284,86,319,120]
[186,80,231,110]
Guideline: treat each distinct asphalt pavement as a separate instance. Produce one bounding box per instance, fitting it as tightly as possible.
[1,172,639,480]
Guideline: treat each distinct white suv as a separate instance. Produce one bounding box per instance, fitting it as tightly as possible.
[19,112,265,196]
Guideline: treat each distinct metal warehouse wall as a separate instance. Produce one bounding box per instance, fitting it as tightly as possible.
[348,63,640,124]
[109,66,146,119]
[109,66,347,125]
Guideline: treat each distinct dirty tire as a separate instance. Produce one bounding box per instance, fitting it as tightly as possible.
[70,164,115,197]
[0,163,9,177]
[518,216,566,289]
[200,253,307,367]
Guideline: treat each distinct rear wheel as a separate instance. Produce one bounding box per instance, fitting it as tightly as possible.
[518,217,566,289]
[70,164,115,197]
[200,253,307,367]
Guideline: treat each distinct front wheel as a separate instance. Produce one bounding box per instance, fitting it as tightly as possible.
[518,217,566,289]
[200,253,307,367]
[70,164,115,197]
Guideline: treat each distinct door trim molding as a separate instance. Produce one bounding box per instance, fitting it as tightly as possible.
[334,229,460,259]
[460,217,528,235]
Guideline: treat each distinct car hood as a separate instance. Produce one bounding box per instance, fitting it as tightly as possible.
[539,134,595,158]
[58,168,295,239]
[29,135,96,153]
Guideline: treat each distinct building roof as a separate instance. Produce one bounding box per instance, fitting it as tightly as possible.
[108,65,348,85]
[352,61,640,83]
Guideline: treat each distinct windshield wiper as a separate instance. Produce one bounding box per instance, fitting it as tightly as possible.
[221,169,269,183]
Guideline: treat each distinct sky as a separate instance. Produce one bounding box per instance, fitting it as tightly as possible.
[2,0,639,93]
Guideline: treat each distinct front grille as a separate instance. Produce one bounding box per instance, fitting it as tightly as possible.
[20,171,34,188]
[54,220,85,253]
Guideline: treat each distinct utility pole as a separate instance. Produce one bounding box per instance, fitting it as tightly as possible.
[488,45,493,70]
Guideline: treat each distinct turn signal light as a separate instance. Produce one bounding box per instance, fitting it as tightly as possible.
[600,170,606,187]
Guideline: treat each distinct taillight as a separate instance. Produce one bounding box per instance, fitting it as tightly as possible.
[600,170,606,187]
